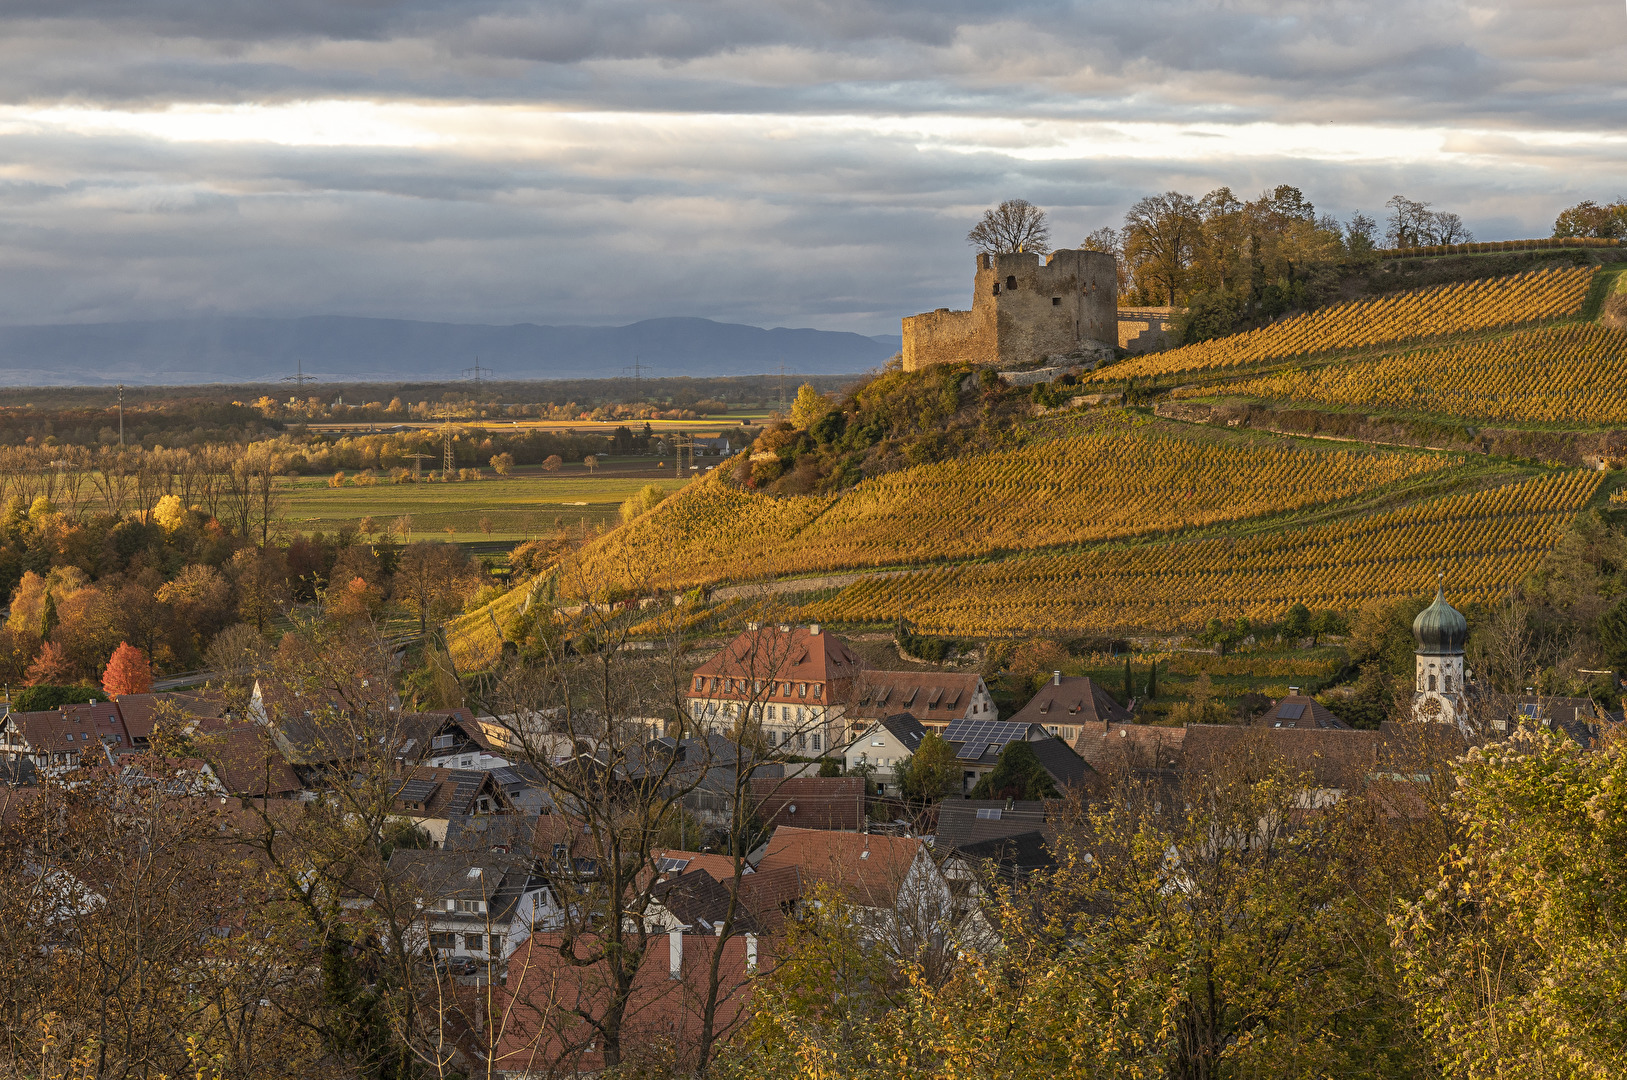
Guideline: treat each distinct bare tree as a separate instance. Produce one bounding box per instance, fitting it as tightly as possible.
[967,199,1051,255]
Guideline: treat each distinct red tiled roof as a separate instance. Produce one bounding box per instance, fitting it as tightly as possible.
[4,706,130,761]
[492,931,764,1076]
[1072,721,1186,772]
[850,671,984,719]
[1010,676,1132,729]
[754,826,922,909]
[747,776,865,831]
[688,625,862,700]
[197,724,302,798]
[114,691,231,742]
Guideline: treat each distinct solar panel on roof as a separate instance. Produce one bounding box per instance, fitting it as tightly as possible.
[1276,703,1306,720]
[957,742,988,761]
[397,779,439,803]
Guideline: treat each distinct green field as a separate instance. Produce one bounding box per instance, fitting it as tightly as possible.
[279,457,698,543]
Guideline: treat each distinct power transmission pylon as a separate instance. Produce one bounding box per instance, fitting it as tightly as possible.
[623,357,647,405]
[462,358,492,394]
[404,453,433,482]
[442,427,455,479]
[282,358,317,388]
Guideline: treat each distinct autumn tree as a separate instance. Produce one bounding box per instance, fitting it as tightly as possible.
[789,383,834,430]
[1123,191,1201,305]
[230,544,290,633]
[102,641,153,695]
[967,199,1051,255]
[490,451,515,475]
[392,541,481,635]
[1393,728,1627,1077]
[542,454,563,472]
[1553,198,1627,240]
[893,731,960,803]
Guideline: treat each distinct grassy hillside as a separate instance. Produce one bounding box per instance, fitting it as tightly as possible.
[447,264,1624,658]
[567,419,1450,593]
[1093,265,1597,385]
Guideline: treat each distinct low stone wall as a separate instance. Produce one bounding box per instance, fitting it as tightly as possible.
[1119,307,1179,353]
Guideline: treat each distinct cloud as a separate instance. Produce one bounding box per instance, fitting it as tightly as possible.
[0,0,1621,335]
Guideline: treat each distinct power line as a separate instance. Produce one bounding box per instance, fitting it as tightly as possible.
[282,358,317,387]
[622,356,648,404]
[462,358,493,394]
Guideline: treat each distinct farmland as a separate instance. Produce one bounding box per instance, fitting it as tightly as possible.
[278,459,695,543]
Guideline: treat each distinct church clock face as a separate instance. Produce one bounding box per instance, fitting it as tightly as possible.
[1420,696,1444,718]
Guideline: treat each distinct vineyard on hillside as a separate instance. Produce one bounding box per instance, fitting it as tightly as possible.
[799,469,1602,634]
[1091,265,1598,383]
[1175,323,1627,424]
[565,427,1451,593]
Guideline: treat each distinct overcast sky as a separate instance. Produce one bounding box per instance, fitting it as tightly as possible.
[0,0,1623,336]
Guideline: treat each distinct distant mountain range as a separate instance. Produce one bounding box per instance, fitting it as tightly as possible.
[0,315,903,386]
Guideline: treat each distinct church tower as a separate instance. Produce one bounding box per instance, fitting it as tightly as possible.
[1412,582,1468,726]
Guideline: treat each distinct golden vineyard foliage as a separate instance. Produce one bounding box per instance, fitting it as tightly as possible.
[1092,266,1598,383]
[568,428,1448,592]
[800,469,1602,633]
[1176,322,1627,423]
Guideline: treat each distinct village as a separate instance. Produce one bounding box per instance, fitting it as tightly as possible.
[3,587,1620,1077]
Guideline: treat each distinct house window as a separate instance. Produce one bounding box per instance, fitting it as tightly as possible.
[813,685,822,700]
[1444,675,1453,691]
[811,734,821,751]
[797,733,807,749]
[490,933,504,955]
[428,932,456,950]
[796,707,805,723]
[767,706,776,720]
[767,730,777,746]
[432,734,454,750]
[695,677,703,691]
[798,683,807,698]
[465,933,485,952]
[1428,674,1437,691]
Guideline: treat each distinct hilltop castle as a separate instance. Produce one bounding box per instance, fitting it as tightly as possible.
[901,248,1118,372]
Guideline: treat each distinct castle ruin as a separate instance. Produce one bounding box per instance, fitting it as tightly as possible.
[901,248,1118,372]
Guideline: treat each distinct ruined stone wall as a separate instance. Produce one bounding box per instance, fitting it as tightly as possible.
[902,249,1117,372]
[1118,307,1179,353]
[900,304,996,371]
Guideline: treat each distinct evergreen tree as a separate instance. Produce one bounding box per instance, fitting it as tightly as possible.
[1123,657,1132,701]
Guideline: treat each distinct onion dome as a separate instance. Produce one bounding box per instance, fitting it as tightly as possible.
[1413,584,1467,656]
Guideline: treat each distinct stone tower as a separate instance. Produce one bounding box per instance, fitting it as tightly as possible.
[1412,583,1468,726]
[901,248,1118,372]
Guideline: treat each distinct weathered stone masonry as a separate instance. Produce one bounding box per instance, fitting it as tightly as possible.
[901,249,1118,372]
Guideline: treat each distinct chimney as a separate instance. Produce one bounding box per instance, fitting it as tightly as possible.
[1052,671,1062,686]
[747,622,760,631]
[809,623,821,635]
[746,933,759,974]
[1289,686,1300,696]
[668,929,683,979]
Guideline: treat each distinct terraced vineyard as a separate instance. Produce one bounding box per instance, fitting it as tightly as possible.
[1177,323,1627,424]
[1091,265,1597,383]
[567,426,1451,593]
[798,469,1603,634]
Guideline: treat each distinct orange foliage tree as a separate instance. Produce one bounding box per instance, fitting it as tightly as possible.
[102,642,153,696]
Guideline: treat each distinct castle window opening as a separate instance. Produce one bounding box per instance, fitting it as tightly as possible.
[992,283,1000,295]
[1052,296,1061,306]
[1006,275,1017,289]
[1428,674,1437,691]
[1444,675,1453,691]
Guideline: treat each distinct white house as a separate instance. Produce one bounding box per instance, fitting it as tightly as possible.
[842,713,928,797]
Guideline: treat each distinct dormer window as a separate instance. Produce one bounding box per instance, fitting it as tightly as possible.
[813,685,822,699]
